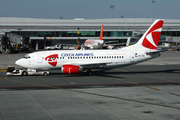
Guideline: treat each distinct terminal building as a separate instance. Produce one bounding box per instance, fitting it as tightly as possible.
[0,17,180,52]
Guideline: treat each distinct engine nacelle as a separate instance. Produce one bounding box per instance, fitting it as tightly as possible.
[61,65,83,74]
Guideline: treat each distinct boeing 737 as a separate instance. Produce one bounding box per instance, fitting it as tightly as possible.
[15,19,164,75]
[84,25,104,49]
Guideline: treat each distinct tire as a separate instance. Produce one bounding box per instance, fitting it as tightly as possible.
[87,69,93,76]
[22,71,28,76]
[43,72,48,76]
[88,71,93,76]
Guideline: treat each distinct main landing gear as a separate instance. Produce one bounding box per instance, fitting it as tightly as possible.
[87,69,93,76]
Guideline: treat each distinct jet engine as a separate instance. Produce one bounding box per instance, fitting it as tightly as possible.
[61,65,83,74]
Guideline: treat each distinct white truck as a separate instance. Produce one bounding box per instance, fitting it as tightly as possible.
[6,68,49,76]
[46,44,61,50]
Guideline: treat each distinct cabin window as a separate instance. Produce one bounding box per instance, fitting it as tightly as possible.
[23,55,31,59]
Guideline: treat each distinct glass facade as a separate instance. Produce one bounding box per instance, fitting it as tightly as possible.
[11,30,180,40]
[161,31,180,37]
[12,31,133,38]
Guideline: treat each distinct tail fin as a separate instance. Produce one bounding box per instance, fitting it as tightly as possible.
[135,19,164,50]
[99,25,104,40]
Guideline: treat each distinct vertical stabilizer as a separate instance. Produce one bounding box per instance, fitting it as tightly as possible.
[132,19,164,50]
[99,25,104,40]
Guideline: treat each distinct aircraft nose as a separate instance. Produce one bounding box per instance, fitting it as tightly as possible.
[15,59,22,66]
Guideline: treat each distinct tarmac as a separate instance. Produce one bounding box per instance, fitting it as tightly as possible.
[0,50,180,120]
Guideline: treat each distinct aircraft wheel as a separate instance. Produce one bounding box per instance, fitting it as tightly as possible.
[87,69,93,76]
[43,72,48,76]
[22,71,28,76]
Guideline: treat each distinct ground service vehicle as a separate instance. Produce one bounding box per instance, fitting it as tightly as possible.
[6,69,49,76]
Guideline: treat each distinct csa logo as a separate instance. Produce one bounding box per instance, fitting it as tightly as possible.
[142,20,163,50]
[45,54,58,67]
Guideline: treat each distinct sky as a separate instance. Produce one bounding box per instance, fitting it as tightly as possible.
[0,0,180,19]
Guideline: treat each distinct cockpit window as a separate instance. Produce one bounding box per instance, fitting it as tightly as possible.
[23,55,31,59]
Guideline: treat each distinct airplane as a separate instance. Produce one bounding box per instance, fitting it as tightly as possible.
[84,25,104,49]
[15,19,164,75]
[83,25,129,50]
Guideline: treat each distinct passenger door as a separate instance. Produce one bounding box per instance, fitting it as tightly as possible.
[130,52,135,62]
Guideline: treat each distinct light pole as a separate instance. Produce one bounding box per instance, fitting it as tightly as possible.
[110,5,115,18]
[77,27,80,45]
[152,0,155,22]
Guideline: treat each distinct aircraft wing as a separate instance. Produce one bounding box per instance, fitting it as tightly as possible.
[104,40,119,44]
[80,63,108,69]
[65,62,109,69]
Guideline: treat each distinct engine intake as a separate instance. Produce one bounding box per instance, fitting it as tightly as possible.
[61,65,82,74]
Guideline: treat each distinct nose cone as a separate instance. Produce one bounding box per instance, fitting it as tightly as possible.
[15,59,22,67]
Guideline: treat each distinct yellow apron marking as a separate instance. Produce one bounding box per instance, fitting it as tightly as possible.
[127,81,138,85]
[114,77,121,80]
[170,93,180,97]
[146,86,161,91]
[0,68,7,72]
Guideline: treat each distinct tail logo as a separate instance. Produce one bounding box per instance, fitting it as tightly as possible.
[142,20,163,49]
[45,54,58,67]
[99,25,104,40]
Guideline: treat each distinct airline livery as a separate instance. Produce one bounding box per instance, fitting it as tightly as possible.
[15,19,164,75]
[84,25,104,49]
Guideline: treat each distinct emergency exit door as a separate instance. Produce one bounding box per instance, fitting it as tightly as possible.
[37,54,42,63]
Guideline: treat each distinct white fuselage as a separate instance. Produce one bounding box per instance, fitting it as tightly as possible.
[84,40,104,49]
[15,48,160,70]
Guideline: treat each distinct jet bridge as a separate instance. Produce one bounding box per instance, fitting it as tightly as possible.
[0,29,29,53]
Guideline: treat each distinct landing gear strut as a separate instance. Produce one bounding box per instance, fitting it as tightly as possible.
[87,69,93,76]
